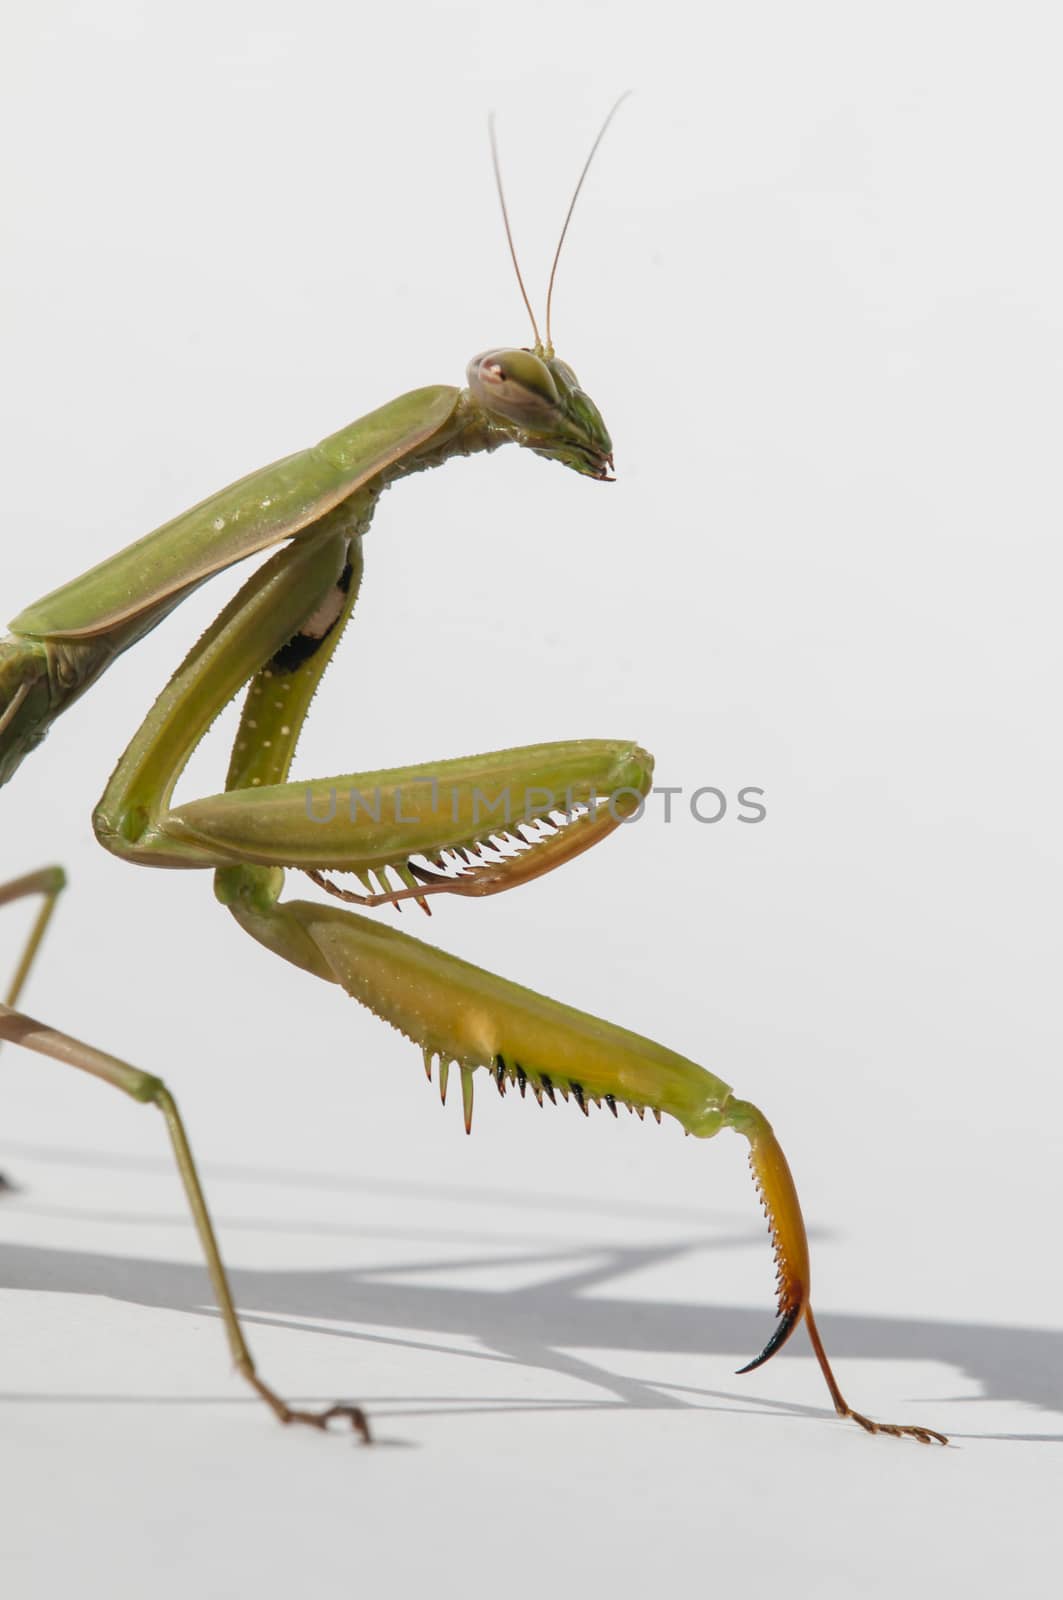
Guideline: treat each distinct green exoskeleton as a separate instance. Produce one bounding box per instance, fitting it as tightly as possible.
[0,107,946,1446]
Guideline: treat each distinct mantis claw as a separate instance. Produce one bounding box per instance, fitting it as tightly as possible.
[734,1303,803,1375]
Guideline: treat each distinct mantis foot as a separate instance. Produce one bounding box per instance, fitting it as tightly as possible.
[803,1307,948,1444]
[280,1403,372,1444]
[246,1372,372,1443]
[843,1409,948,1446]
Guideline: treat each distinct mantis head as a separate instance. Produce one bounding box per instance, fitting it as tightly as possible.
[466,347,613,480]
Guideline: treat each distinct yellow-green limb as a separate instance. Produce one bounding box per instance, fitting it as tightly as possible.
[224,893,946,1444]
[0,1000,370,1440]
[0,865,67,1010]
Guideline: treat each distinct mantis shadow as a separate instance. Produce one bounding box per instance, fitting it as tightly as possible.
[0,1143,1059,1440]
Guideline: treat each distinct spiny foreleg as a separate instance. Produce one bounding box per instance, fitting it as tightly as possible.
[221,889,947,1446]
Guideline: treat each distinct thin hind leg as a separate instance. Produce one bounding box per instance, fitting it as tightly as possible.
[0,865,67,1009]
[0,866,67,1190]
[0,1000,370,1440]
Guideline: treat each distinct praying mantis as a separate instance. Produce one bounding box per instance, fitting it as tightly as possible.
[0,106,947,1447]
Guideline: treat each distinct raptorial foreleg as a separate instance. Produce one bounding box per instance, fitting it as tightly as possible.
[221,892,947,1445]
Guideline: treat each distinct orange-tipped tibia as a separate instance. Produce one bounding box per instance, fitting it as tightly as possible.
[723,1098,811,1373]
[723,1098,947,1442]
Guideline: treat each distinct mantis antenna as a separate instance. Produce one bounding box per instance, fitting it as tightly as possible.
[489,112,544,352]
[490,94,631,356]
[544,91,632,356]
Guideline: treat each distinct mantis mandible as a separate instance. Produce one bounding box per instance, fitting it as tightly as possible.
[0,106,946,1447]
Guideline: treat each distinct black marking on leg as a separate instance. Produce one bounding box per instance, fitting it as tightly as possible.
[516,1064,528,1098]
[540,1074,556,1104]
[735,1304,802,1375]
[604,1093,618,1117]
[571,1082,588,1116]
[269,561,354,674]
[494,1054,507,1095]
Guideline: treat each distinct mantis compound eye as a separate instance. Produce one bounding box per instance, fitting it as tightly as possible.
[466,347,562,419]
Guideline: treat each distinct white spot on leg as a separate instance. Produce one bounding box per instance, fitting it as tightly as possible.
[301,584,347,641]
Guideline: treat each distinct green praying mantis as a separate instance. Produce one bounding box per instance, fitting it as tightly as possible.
[0,106,947,1447]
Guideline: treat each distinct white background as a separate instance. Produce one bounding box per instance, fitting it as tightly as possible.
[2,3,1061,1595]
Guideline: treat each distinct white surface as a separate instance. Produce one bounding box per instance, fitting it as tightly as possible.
[1,3,1061,1596]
